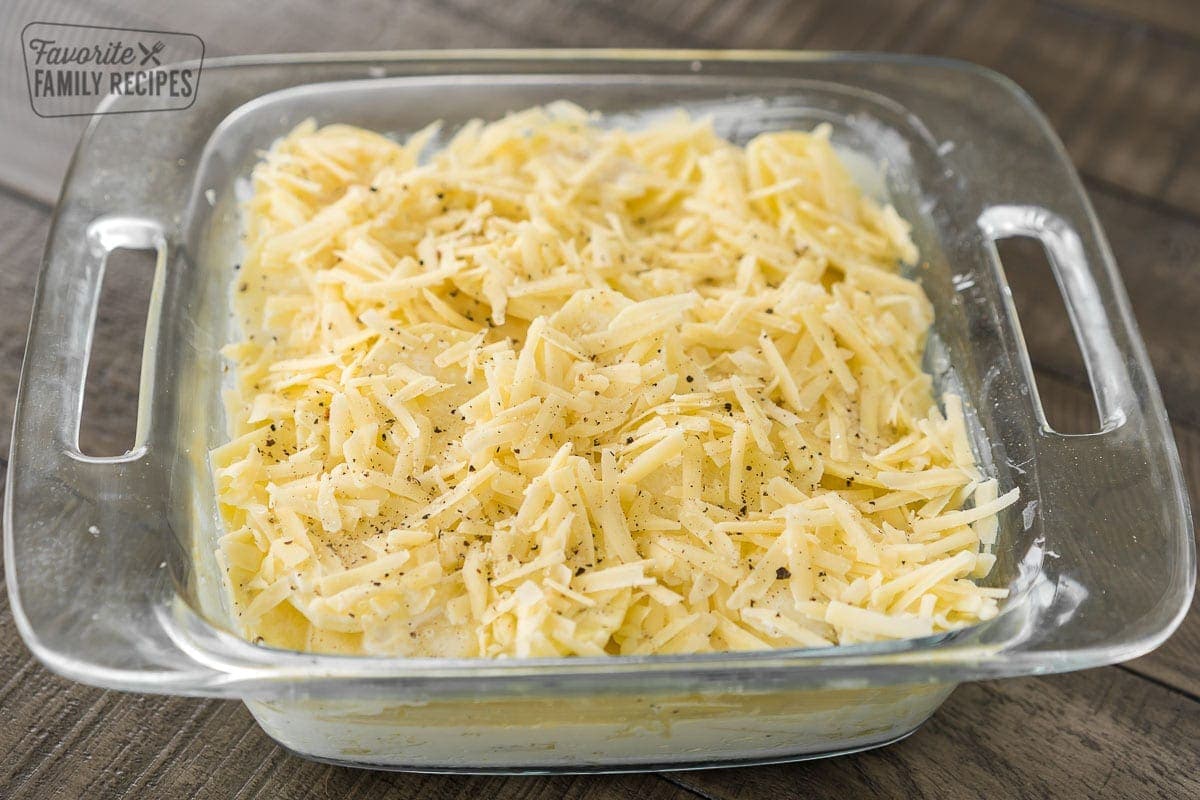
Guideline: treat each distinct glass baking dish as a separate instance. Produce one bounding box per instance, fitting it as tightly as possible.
[6,50,1194,773]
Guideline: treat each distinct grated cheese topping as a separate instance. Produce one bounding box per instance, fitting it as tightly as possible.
[212,103,1017,657]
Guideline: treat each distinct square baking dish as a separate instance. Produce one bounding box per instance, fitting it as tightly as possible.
[6,50,1194,772]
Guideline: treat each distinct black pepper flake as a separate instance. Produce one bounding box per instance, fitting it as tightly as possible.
[776,567,791,580]
[685,375,694,383]
[724,402,733,412]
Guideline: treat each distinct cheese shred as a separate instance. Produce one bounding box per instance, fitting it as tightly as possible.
[212,104,1017,657]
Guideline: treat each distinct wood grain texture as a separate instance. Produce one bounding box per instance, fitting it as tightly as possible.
[673,668,1200,800]
[1066,0,1200,41]
[0,1,1197,798]
[1162,147,1200,216]
[8,0,1200,218]
[576,0,1200,216]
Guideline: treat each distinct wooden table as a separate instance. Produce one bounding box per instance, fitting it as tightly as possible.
[1,1,1197,797]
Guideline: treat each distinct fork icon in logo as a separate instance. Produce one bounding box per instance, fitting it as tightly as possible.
[138,41,165,66]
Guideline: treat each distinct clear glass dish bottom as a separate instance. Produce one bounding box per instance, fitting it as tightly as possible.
[6,51,1194,772]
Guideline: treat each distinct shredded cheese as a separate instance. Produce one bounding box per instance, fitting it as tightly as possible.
[212,104,1018,657]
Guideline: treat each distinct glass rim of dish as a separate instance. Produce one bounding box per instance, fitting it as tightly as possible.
[6,50,1192,697]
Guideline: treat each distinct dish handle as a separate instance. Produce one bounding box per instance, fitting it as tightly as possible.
[5,211,232,694]
[977,204,1194,667]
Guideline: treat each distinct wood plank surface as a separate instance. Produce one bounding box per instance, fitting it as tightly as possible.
[674,668,1200,800]
[5,0,1200,219]
[0,0,1197,798]
[1068,0,1200,41]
